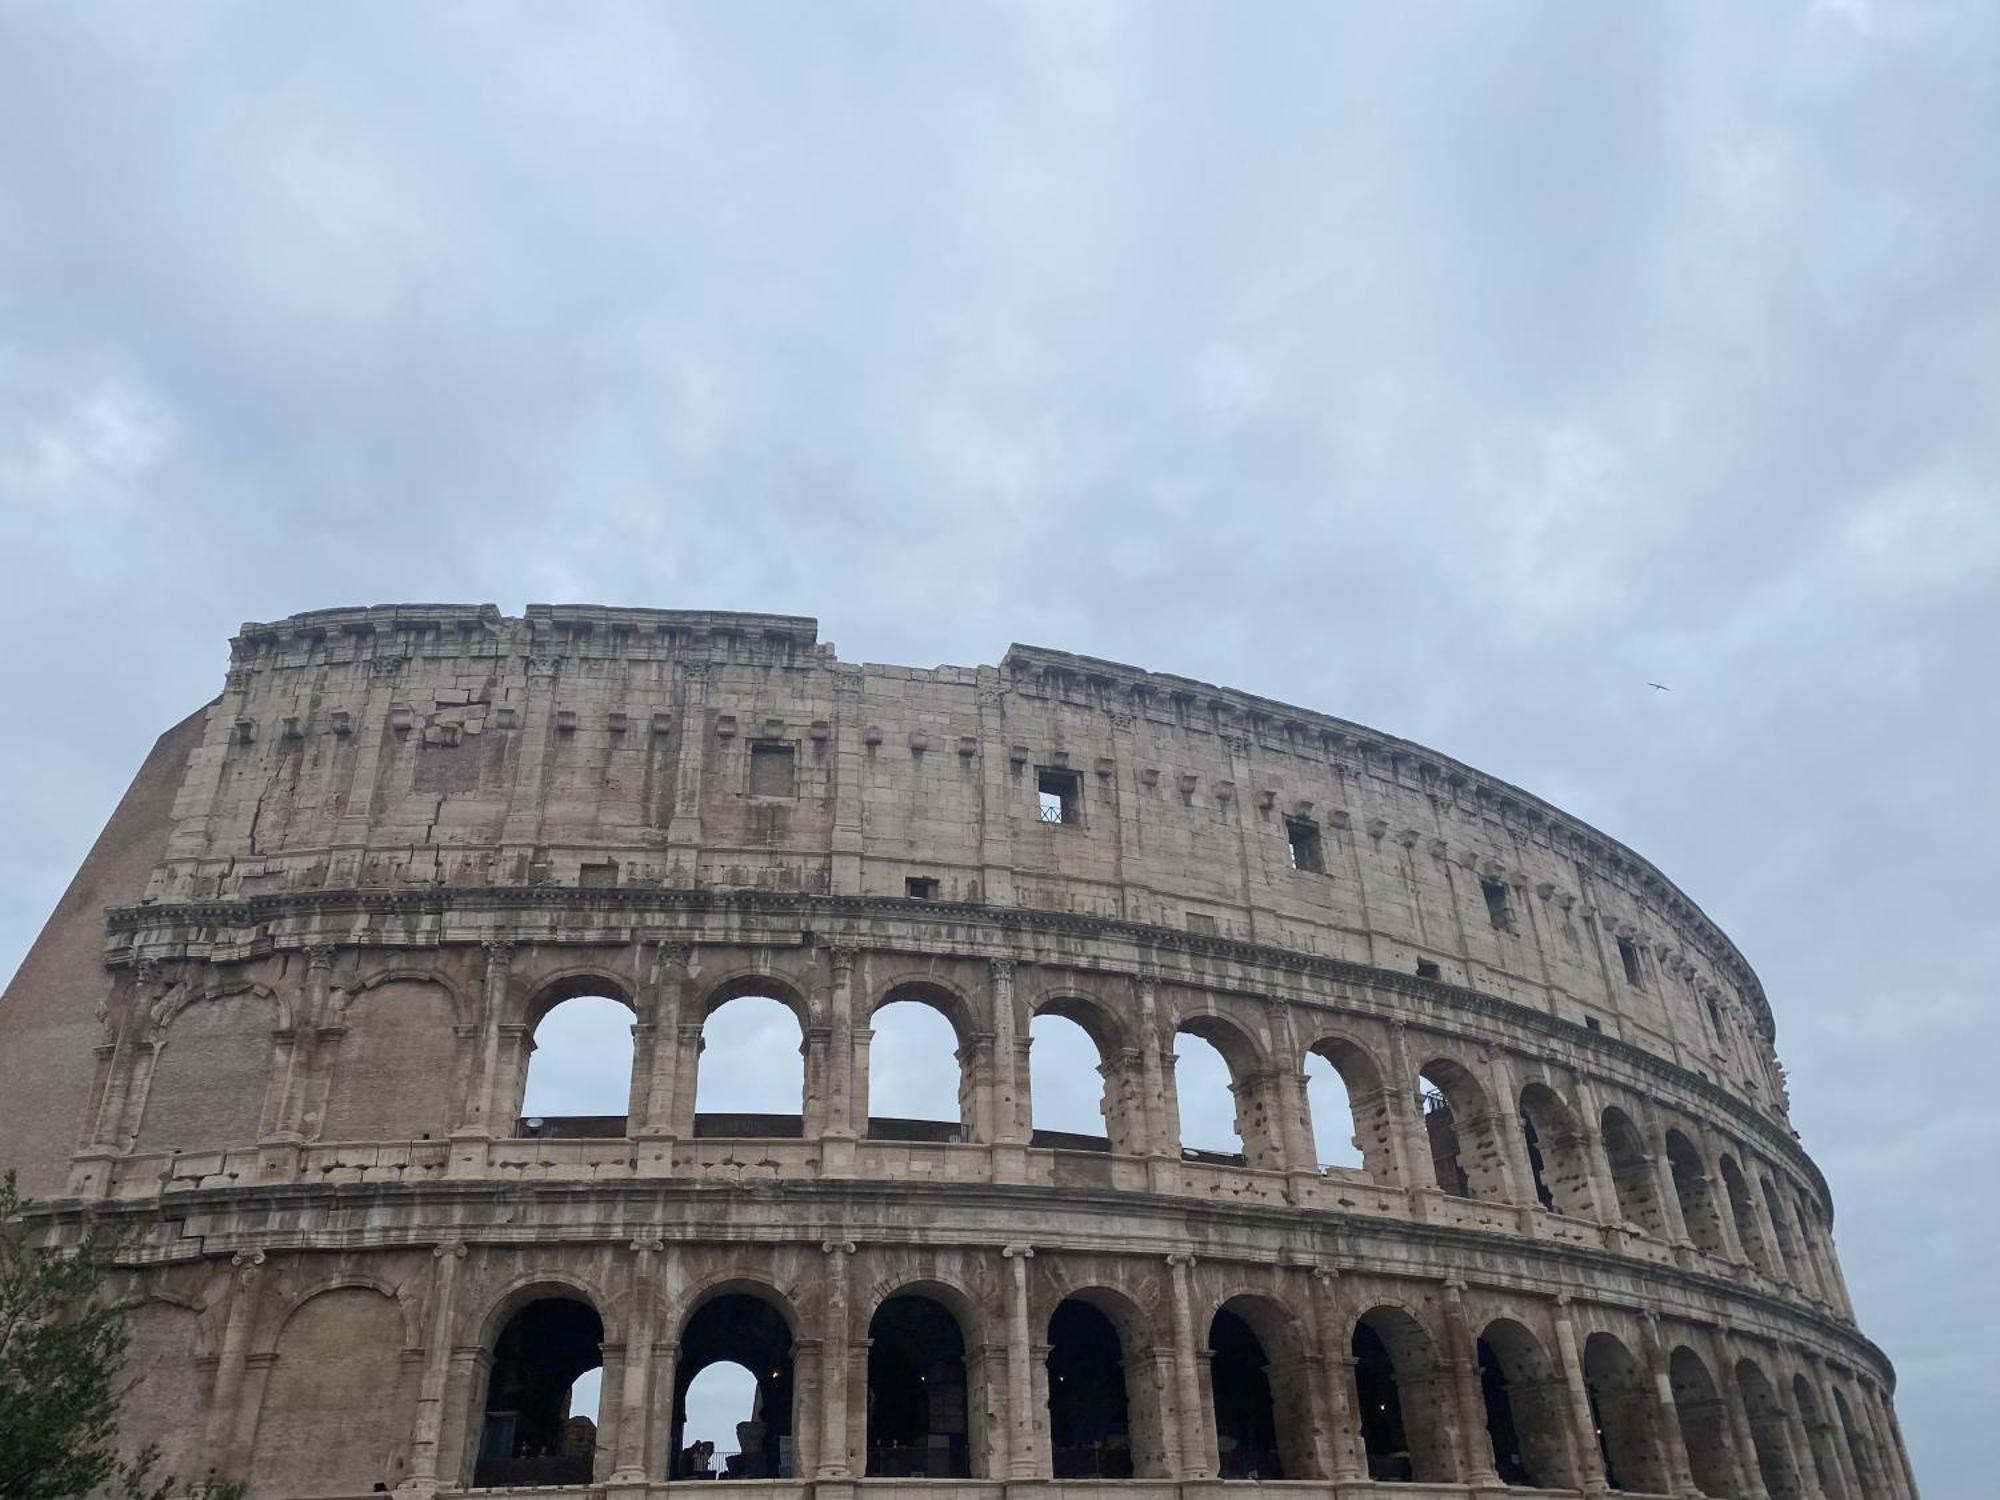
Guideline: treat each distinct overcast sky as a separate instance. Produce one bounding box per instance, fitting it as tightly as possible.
[2,3,1994,1493]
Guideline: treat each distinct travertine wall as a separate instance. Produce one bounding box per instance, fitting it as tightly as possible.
[0,606,1916,1500]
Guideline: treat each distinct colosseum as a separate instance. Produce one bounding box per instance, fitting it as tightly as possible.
[0,604,1917,1500]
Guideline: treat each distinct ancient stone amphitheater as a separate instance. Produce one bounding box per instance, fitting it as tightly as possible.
[0,605,1916,1500]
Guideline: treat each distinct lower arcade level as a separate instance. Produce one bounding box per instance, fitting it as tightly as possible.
[72,1193,1914,1500]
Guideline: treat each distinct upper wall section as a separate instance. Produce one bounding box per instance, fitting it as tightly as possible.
[131,603,1789,1119]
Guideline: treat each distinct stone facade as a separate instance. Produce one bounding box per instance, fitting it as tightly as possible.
[0,604,1916,1500]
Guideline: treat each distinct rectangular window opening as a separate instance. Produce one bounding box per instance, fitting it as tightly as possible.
[1618,936,1644,987]
[1036,766,1081,825]
[904,876,939,900]
[1415,959,1441,981]
[748,741,797,797]
[1585,1015,1603,1033]
[1481,877,1514,931]
[1185,911,1217,935]
[1285,816,1325,873]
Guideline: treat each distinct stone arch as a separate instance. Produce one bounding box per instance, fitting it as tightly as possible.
[517,968,638,1032]
[1664,1129,1729,1256]
[472,1279,610,1488]
[248,1283,413,1496]
[258,1270,424,1355]
[1760,1173,1811,1288]
[868,978,979,1138]
[148,979,295,1042]
[1476,1316,1575,1489]
[865,1278,983,1477]
[134,984,284,1153]
[1351,1303,1456,1483]
[1046,1285,1163,1478]
[1582,1331,1668,1494]
[1173,1011,1284,1172]
[1517,1081,1597,1218]
[1736,1357,1804,1499]
[1028,997,1126,1147]
[1791,1371,1850,1500]
[1303,1031,1395,1180]
[519,981,636,1128]
[670,1282,800,1478]
[1600,1106,1665,1234]
[344,965,475,1028]
[1207,1292,1316,1480]
[696,969,815,1031]
[320,976,462,1143]
[1668,1344,1737,1497]
[1417,1055,1509,1201]
[1719,1153,1776,1275]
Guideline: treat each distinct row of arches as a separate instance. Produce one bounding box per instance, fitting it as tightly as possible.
[93,957,1843,1314]
[133,1252,1909,1499]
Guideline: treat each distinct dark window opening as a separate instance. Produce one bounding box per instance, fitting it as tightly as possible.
[867,1296,970,1477]
[476,1298,603,1489]
[1416,959,1441,981]
[748,742,797,797]
[1481,878,1514,931]
[578,862,617,889]
[1706,998,1724,1038]
[1047,1301,1133,1478]
[1522,1114,1556,1211]
[1618,937,1644,987]
[1353,1321,1411,1482]
[1478,1339,1533,1487]
[670,1295,794,1479]
[1421,1086,1471,1198]
[1185,912,1217,935]
[1037,766,1081,825]
[1585,1016,1603,1033]
[1284,817,1325,873]
[905,877,939,900]
[1209,1309,1281,1479]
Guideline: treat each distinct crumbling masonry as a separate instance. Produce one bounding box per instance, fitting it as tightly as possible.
[0,605,1917,1499]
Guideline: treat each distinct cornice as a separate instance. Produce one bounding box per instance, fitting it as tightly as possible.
[103,887,1826,1209]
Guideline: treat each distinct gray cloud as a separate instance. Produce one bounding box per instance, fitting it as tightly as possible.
[2,3,1994,1491]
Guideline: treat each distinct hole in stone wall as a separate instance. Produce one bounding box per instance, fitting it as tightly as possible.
[1037,767,1082,825]
[1284,817,1325,873]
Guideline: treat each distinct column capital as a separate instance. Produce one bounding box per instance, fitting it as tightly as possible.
[629,1237,665,1255]
[481,937,515,965]
[988,956,1017,981]
[1165,1251,1196,1270]
[303,943,336,971]
[821,1239,857,1257]
[824,942,857,974]
[433,1241,468,1260]
[1002,1243,1034,1260]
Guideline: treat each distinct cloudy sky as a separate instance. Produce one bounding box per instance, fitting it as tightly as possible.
[2,2,1994,1492]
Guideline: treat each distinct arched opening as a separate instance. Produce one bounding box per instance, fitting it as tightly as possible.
[1352,1306,1455,1483]
[866,996,969,1143]
[1305,1037,1394,1180]
[1476,1319,1573,1489]
[1719,1155,1775,1274]
[248,1287,408,1497]
[1736,1360,1803,1499]
[475,1295,605,1488]
[1668,1346,1736,1498]
[1047,1299,1132,1477]
[1208,1305,1286,1478]
[1173,1030,1244,1162]
[695,994,805,1138]
[1030,1011,1110,1146]
[1582,1333,1667,1494]
[1792,1374,1849,1500]
[1664,1131,1727,1256]
[519,994,633,1137]
[1832,1388,1885,1498]
[1517,1084,1595,1218]
[1760,1176,1809,1288]
[671,1293,794,1478]
[1418,1059,1506,1201]
[1600,1108,1664,1234]
[866,1293,971,1477]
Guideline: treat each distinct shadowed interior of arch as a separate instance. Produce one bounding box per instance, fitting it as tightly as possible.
[695,994,805,1138]
[475,1296,605,1488]
[1046,1298,1133,1477]
[519,994,634,1137]
[670,1293,794,1478]
[866,1293,972,1477]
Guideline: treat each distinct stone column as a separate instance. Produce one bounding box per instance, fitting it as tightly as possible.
[1860,1383,1915,1500]
[635,942,694,1143]
[1638,1311,1697,1498]
[1133,976,1170,1158]
[1003,1244,1039,1478]
[1440,1280,1500,1486]
[671,1021,705,1138]
[610,1240,664,1482]
[1165,1253,1211,1478]
[1310,1267,1363,1480]
[459,939,513,1138]
[1552,1297,1610,1500]
[270,945,334,1140]
[1484,1052,1533,1207]
[816,1241,856,1479]
[402,1242,467,1491]
[1387,1022,1436,1202]
[202,1248,265,1476]
[1644,1112,1696,1251]
[1717,1350,1773,1500]
[990,959,1025,1140]
[1809,1365,1862,1500]
[90,963,163,1150]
